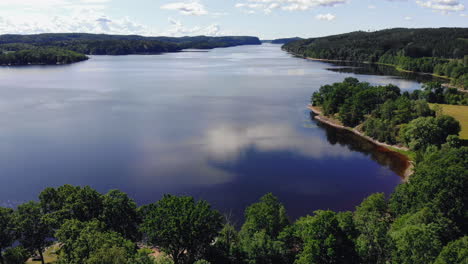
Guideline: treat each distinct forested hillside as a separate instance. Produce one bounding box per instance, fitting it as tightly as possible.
[283,28,468,89]
[0,33,261,54]
[271,37,303,44]
[0,46,88,65]
[0,33,261,65]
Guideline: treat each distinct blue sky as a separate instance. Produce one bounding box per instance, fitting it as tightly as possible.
[0,0,466,39]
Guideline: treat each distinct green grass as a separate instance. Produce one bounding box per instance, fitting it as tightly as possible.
[430,104,468,140]
[26,244,59,264]
[388,146,417,161]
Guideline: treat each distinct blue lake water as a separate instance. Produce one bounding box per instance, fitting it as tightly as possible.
[0,44,426,220]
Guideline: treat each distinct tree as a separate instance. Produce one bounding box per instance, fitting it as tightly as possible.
[399,115,460,150]
[39,185,103,226]
[388,208,455,264]
[208,223,243,264]
[240,230,285,264]
[14,202,53,264]
[353,193,391,264]
[240,193,289,239]
[390,147,468,233]
[0,207,16,264]
[2,247,29,264]
[434,236,468,264]
[140,195,223,264]
[101,189,140,241]
[294,210,357,264]
[55,219,135,264]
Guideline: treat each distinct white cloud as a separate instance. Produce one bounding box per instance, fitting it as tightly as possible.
[315,13,336,21]
[404,16,413,20]
[161,1,208,16]
[236,0,346,14]
[416,0,465,13]
[166,17,223,36]
[0,9,157,36]
[368,5,376,9]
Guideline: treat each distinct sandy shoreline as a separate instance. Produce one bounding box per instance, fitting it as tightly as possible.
[308,105,414,180]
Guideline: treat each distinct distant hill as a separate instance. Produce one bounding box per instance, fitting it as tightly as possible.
[0,33,261,65]
[283,28,468,60]
[0,33,261,53]
[271,37,303,44]
[283,28,468,89]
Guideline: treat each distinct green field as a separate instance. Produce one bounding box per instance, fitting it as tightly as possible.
[430,104,468,139]
[26,244,59,264]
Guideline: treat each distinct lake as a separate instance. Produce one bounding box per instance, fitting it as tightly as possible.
[0,44,427,221]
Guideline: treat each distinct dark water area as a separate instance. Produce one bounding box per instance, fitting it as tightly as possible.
[0,44,423,221]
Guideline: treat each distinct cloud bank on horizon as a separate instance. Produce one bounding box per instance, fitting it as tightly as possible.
[0,0,466,39]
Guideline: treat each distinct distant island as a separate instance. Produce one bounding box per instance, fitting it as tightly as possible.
[282,28,468,90]
[0,33,261,66]
[262,37,303,44]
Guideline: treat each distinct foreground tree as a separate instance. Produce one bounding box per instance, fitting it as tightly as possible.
[353,193,391,264]
[14,202,53,264]
[390,147,468,233]
[240,193,289,239]
[55,219,135,264]
[2,247,29,264]
[294,210,357,264]
[100,189,140,241]
[39,185,103,225]
[0,207,16,264]
[140,195,223,264]
[434,236,468,264]
[239,193,290,264]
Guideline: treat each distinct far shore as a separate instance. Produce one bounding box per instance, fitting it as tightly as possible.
[284,49,466,93]
[308,105,414,181]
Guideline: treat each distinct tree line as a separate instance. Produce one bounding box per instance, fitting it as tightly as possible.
[0,46,88,65]
[311,78,465,151]
[1,148,467,263]
[0,34,262,65]
[283,28,468,89]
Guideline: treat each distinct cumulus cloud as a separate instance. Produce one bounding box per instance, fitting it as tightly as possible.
[236,0,346,14]
[416,0,465,13]
[166,17,223,36]
[0,11,157,36]
[161,1,208,16]
[0,0,227,37]
[315,13,336,21]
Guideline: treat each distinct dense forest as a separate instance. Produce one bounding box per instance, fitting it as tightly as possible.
[283,28,468,89]
[1,145,466,264]
[0,34,261,65]
[0,46,88,65]
[311,78,466,150]
[269,37,303,44]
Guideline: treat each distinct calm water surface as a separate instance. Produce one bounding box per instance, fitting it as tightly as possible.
[0,44,425,220]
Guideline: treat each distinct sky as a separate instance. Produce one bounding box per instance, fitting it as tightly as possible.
[0,0,466,39]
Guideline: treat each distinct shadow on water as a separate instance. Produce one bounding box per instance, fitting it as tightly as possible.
[310,112,410,178]
[326,62,446,84]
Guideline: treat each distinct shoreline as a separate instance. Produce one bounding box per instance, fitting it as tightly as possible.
[308,105,414,180]
[284,48,466,92]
